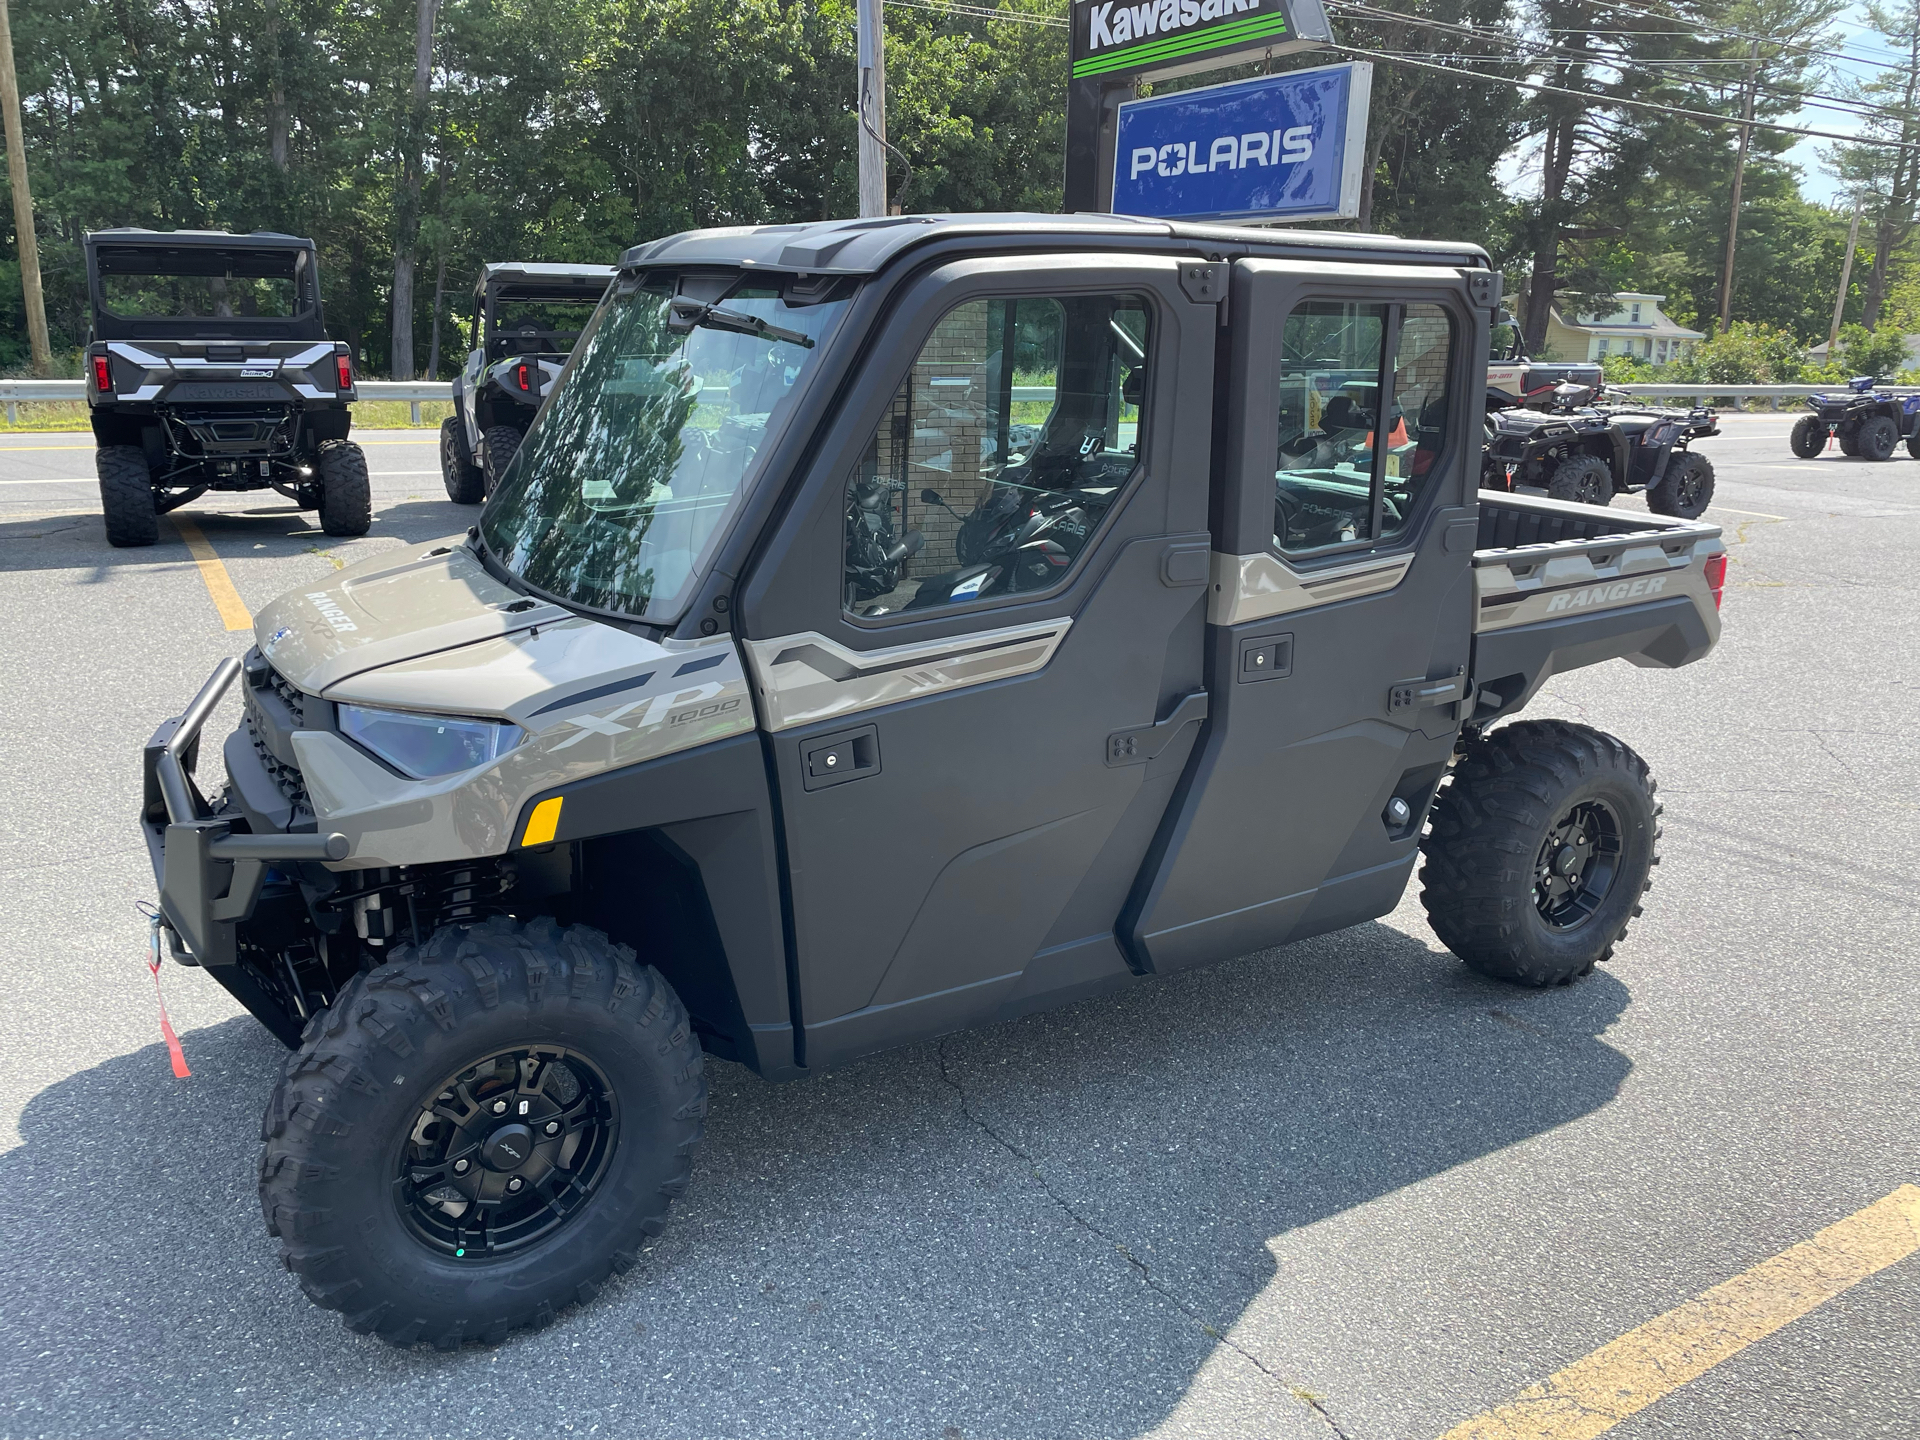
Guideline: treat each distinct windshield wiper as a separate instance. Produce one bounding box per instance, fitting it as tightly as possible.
[668,298,814,348]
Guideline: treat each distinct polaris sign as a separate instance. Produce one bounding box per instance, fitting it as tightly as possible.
[1110,62,1371,224]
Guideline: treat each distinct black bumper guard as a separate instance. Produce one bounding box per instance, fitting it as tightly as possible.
[143,657,349,966]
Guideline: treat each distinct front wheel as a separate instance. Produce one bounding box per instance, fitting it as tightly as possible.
[441,417,485,504]
[1854,414,1898,461]
[1545,453,1613,507]
[259,917,706,1347]
[98,445,159,547]
[481,425,523,498]
[1647,451,1714,518]
[1908,430,1920,460]
[317,441,373,536]
[1789,415,1827,459]
[1420,720,1660,987]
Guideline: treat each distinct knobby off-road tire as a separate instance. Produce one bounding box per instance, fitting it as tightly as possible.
[97,444,159,547]
[317,441,373,537]
[1836,419,1862,456]
[440,417,484,505]
[1647,451,1715,518]
[1420,720,1660,987]
[482,424,522,498]
[1788,415,1827,459]
[259,916,706,1348]
[1907,430,1920,461]
[1545,453,1613,507]
[1854,414,1898,461]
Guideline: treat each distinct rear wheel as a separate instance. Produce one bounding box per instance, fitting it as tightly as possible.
[1420,720,1660,987]
[482,425,522,498]
[1545,453,1613,507]
[441,417,484,504]
[1647,451,1715,518]
[1788,415,1827,458]
[98,445,159,547]
[1836,419,1862,455]
[259,917,706,1348]
[1907,430,1920,460]
[1855,414,1898,461]
[318,441,372,536]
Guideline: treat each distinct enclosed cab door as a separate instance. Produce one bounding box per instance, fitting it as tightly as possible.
[1123,259,1486,971]
[737,254,1219,1068]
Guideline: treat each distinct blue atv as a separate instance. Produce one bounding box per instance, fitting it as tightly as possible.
[1789,376,1920,461]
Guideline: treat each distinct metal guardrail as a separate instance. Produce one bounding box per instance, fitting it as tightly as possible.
[0,377,454,424]
[1613,382,1920,411]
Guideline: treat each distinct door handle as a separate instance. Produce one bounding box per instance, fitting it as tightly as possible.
[1106,690,1209,767]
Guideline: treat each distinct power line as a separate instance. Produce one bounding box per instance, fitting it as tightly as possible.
[1333,42,1920,150]
[1595,0,1911,73]
[885,0,1067,25]
[1324,2,1915,123]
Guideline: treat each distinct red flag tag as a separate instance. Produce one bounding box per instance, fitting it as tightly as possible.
[144,911,192,1079]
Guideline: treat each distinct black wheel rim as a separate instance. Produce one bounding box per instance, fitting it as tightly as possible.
[1577,474,1605,503]
[395,1046,618,1258]
[1672,464,1703,509]
[1533,799,1622,930]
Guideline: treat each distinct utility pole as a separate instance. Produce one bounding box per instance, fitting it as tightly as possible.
[1717,38,1760,334]
[856,0,887,218]
[0,0,52,377]
[1828,201,1862,352]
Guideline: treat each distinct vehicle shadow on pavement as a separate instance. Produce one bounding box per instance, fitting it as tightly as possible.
[0,921,1630,1440]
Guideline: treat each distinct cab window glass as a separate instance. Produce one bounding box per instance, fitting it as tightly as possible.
[1382,304,1455,542]
[1274,301,1386,552]
[1272,299,1455,555]
[844,293,1150,617]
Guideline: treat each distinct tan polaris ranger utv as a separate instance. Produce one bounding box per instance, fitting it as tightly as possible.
[141,213,1727,1347]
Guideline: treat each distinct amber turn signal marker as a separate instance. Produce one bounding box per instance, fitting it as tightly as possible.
[522,796,563,847]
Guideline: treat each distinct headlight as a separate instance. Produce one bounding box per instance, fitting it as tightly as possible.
[337,703,525,780]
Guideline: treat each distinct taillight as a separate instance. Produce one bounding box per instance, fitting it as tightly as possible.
[1703,552,1727,611]
[516,362,532,392]
[335,353,353,389]
[91,354,112,392]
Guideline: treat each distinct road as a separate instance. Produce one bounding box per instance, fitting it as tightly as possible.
[0,419,1914,1440]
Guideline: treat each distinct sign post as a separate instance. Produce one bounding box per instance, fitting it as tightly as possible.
[1110,62,1371,223]
[1064,0,1336,213]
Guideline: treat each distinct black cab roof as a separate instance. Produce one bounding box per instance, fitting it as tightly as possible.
[477,263,618,299]
[619,211,1493,278]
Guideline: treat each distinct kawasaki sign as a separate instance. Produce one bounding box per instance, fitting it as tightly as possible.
[1071,0,1332,83]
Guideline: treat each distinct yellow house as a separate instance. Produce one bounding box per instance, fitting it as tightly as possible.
[1544,293,1703,364]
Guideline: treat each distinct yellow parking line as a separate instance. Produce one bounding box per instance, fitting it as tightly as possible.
[1439,1183,1920,1440]
[170,516,255,632]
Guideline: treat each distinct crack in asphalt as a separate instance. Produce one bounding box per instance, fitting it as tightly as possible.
[936,1038,1355,1440]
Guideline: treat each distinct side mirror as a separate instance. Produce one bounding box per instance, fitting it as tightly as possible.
[920,488,945,506]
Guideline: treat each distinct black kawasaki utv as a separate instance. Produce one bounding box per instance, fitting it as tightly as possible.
[1483,383,1719,518]
[84,229,370,547]
[441,263,615,502]
[1787,376,1920,460]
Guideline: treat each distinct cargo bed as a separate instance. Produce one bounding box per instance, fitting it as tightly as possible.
[1468,492,1725,720]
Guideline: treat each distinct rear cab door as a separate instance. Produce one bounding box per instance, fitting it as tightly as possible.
[736,252,1220,1067]
[1124,258,1490,970]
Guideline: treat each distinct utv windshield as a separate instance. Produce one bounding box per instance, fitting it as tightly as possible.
[480,276,849,621]
[95,247,312,320]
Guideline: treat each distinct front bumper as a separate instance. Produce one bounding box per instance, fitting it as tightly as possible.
[142,658,350,967]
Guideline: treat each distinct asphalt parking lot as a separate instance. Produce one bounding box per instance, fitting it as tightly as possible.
[0,417,1914,1440]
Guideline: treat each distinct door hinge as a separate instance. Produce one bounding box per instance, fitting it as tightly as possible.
[1387,669,1465,716]
[1179,262,1228,325]
[1107,690,1209,767]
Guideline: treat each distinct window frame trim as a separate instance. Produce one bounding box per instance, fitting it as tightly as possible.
[836,280,1165,632]
[1253,285,1471,568]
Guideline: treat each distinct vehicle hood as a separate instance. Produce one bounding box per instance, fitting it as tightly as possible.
[254,540,572,694]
